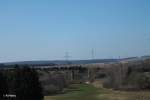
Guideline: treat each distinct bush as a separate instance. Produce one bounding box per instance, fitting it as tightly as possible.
[44,85,60,95]
[40,71,68,95]
[103,77,114,88]
[127,72,150,89]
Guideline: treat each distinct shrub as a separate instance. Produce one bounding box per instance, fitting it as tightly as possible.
[40,71,68,95]
[44,85,60,95]
[127,72,150,89]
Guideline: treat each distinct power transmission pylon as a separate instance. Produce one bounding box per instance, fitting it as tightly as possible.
[64,52,71,64]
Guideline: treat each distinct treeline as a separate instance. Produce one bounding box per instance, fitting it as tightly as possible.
[39,70,71,95]
[0,65,43,100]
[38,66,87,95]
[103,59,150,90]
[0,64,71,100]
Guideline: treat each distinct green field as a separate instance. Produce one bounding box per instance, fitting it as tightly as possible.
[45,84,150,100]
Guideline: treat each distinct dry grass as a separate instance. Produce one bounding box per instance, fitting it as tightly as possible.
[45,82,150,100]
[93,80,150,100]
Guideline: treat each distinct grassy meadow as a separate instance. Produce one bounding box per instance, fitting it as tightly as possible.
[45,83,150,100]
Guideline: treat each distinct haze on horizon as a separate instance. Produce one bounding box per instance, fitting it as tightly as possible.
[0,0,150,63]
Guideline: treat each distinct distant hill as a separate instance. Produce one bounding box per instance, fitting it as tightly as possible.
[141,55,150,59]
[119,56,150,62]
[2,59,119,66]
[120,57,140,62]
[1,55,150,67]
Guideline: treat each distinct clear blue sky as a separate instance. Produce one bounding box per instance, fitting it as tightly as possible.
[0,0,150,62]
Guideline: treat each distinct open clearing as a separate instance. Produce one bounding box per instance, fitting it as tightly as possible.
[45,84,150,100]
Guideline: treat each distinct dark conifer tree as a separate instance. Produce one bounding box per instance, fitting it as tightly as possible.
[14,66,43,100]
[0,71,8,100]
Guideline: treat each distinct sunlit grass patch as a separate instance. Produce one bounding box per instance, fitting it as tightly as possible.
[45,84,150,100]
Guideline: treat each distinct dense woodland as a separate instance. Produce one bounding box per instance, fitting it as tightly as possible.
[0,59,150,100]
[0,66,43,100]
[103,59,150,90]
